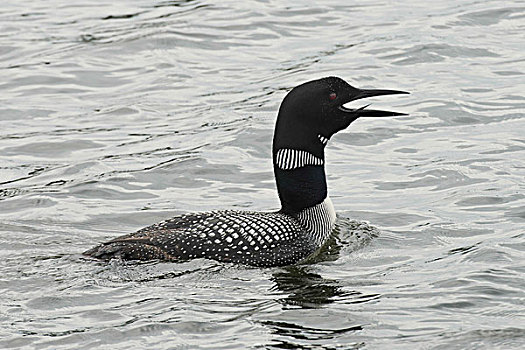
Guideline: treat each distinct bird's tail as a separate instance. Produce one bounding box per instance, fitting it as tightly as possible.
[83,240,173,261]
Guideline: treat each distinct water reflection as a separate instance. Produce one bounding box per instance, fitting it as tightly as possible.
[271,265,343,308]
[266,265,367,349]
[261,319,363,350]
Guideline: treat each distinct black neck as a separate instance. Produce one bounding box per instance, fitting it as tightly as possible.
[273,165,327,214]
[272,127,328,214]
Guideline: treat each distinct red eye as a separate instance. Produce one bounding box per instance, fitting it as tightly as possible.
[329,92,337,100]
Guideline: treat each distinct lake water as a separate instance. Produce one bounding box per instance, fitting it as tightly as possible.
[1,0,524,349]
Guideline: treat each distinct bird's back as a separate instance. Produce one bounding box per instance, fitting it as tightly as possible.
[84,209,326,267]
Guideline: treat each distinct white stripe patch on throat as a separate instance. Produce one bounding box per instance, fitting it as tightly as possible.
[318,134,329,145]
[275,148,324,170]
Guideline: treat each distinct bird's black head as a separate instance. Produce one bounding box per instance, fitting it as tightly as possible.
[273,76,409,155]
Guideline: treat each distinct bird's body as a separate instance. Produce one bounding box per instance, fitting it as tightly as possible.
[84,77,408,267]
[85,198,335,267]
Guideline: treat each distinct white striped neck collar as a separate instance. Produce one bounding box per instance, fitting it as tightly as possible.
[274,148,324,171]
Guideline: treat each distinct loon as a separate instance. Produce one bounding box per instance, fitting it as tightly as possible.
[84,77,408,267]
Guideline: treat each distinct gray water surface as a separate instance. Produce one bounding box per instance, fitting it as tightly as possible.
[1,0,524,349]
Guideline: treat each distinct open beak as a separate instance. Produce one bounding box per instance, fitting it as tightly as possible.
[339,88,409,117]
